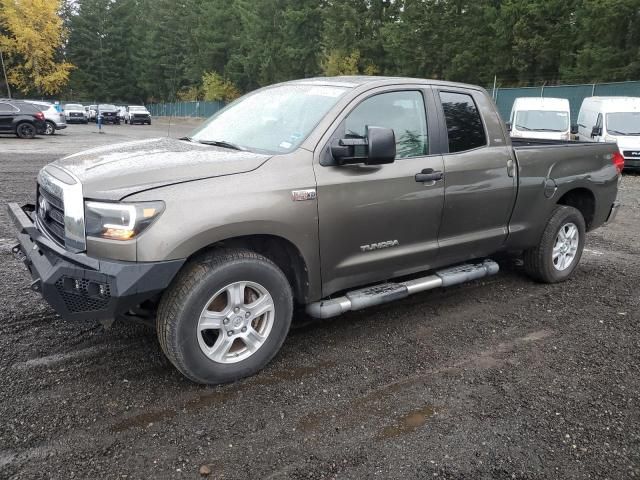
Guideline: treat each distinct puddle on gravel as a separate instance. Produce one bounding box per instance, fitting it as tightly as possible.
[376,405,436,440]
[111,409,177,433]
[110,362,331,433]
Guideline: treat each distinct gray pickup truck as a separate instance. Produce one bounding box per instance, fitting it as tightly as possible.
[9,76,621,384]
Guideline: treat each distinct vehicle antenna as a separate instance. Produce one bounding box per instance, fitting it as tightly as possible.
[167,54,180,138]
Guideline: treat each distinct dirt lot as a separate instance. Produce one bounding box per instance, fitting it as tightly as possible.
[0,122,639,479]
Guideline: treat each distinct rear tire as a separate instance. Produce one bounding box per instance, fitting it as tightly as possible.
[157,249,293,384]
[523,205,586,283]
[16,122,36,139]
[44,121,56,135]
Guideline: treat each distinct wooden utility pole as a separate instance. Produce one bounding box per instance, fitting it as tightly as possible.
[0,50,11,99]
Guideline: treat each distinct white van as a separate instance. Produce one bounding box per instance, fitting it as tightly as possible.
[508,97,571,140]
[577,97,640,169]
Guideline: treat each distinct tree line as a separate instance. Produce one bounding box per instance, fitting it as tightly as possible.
[2,0,640,103]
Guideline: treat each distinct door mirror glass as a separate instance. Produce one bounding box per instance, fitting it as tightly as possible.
[505,121,512,132]
[591,125,602,137]
[331,126,396,165]
[571,124,579,135]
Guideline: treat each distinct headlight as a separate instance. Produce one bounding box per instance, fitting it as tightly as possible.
[85,201,164,240]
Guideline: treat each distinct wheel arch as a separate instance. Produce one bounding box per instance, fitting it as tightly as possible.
[187,234,311,304]
[556,187,596,230]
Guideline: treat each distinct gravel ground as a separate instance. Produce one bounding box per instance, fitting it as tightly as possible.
[0,123,639,479]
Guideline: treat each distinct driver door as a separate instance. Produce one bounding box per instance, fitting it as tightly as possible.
[314,87,445,297]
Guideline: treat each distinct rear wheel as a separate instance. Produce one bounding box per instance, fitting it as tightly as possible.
[157,249,293,384]
[16,122,36,139]
[44,121,55,135]
[523,205,586,283]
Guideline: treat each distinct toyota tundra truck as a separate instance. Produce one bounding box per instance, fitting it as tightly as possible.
[8,76,622,384]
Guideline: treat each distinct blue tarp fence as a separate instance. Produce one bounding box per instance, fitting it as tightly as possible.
[492,80,640,122]
[147,100,225,118]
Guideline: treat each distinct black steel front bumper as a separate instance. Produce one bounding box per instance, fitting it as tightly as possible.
[8,203,184,322]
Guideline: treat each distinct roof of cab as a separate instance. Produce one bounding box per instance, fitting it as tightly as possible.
[284,75,487,92]
[512,97,570,110]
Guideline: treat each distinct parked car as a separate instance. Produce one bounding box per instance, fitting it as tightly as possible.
[64,103,88,124]
[8,77,621,384]
[96,104,120,124]
[0,99,47,138]
[87,105,97,121]
[25,100,67,135]
[577,96,640,170]
[126,105,151,125]
[117,106,127,123]
[507,97,572,140]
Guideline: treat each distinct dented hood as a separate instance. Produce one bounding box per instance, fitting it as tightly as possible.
[52,137,271,200]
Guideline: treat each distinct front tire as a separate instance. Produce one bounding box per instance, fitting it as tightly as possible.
[523,205,586,283]
[157,249,293,384]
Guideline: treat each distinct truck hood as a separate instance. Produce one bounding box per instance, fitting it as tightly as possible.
[51,137,271,200]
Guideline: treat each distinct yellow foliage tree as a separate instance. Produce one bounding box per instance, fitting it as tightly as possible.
[321,50,379,77]
[201,72,240,102]
[0,0,74,95]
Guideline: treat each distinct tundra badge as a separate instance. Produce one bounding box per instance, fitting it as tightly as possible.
[291,189,317,202]
[360,240,400,252]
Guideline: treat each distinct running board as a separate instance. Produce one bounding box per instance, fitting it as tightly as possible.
[306,259,499,319]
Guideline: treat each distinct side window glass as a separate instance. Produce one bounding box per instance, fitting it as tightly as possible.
[0,102,14,113]
[344,91,428,159]
[439,91,487,153]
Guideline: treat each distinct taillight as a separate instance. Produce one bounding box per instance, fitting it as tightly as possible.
[35,112,44,121]
[612,151,625,174]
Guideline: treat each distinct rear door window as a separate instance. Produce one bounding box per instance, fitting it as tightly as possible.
[438,91,487,153]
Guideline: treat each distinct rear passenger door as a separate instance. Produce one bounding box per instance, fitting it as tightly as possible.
[434,88,516,263]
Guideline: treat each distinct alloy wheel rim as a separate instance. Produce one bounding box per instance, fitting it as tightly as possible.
[552,222,579,271]
[20,124,35,137]
[196,281,275,364]
[45,123,54,134]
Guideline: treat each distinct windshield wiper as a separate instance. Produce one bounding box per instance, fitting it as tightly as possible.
[515,124,533,131]
[195,139,246,151]
[529,128,564,132]
[607,130,628,136]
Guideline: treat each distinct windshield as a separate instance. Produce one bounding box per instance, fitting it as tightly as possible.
[606,112,640,135]
[515,110,569,132]
[99,104,116,110]
[190,83,349,153]
[129,106,146,111]
[65,104,83,110]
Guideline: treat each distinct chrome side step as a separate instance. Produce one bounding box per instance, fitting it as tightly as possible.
[306,259,499,319]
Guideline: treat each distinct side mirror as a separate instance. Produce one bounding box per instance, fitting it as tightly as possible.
[505,121,512,132]
[571,124,579,135]
[330,126,396,166]
[591,126,602,137]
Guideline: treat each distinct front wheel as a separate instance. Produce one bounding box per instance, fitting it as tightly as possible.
[523,205,586,283]
[157,249,293,384]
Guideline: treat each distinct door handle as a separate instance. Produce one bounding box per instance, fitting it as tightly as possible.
[415,169,444,183]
